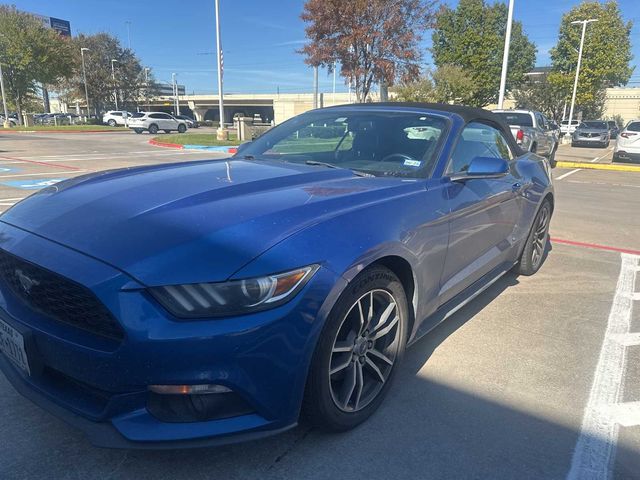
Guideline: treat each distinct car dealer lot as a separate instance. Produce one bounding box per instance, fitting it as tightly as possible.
[0,132,638,479]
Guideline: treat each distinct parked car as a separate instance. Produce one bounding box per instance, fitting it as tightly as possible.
[560,119,580,136]
[0,115,17,127]
[128,112,187,134]
[613,120,640,163]
[0,103,553,448]
[175,114,199,128]
[492,109,558,165]
[607,120,620,139]
[103,111,132,127]
[571,121,610,148]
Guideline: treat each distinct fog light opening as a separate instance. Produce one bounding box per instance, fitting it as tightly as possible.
[148,384,232,395]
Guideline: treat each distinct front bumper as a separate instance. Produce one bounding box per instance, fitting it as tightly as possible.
[0,222,341,448]
[572,136,609,146]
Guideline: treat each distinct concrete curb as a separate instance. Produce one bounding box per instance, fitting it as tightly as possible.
[148,138,238,154]
[555,161,640,172]
[1,128,123,134]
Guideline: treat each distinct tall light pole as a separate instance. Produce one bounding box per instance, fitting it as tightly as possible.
[172,72,180,116]
[214,0,227,139]
[497,0,515,109]
[80,48,90,117]
[111,59,119,110]
[313,65,319,109]
[0,63,10,128]
[144,67,150,111]
[567,18,598,133]
[125,21,132,49]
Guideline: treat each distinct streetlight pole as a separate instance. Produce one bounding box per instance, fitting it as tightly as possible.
[567,18,598,133]
[111,59,119,110]
[144,67,150,111]
[172,72,180,116]
[0,63,10,128]
[214,0,227,139]
[497,0,515,109]
[80,48,90,118]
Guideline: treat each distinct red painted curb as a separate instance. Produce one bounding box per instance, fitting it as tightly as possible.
[551,237,640,256]
[1,129,123,134]
[148,139,184,149]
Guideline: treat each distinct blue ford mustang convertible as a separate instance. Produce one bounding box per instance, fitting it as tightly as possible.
[0,103,553,448]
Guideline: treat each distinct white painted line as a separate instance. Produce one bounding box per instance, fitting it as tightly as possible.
[0,197,26,201]
[556,169,581,180]
[601,401,640,427]
[610,332,640,347]
[0,170,85,179]
[567,253,639,480]
[591,148,614,163]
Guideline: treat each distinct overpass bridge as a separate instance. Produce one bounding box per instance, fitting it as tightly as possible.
[144,92,365,125]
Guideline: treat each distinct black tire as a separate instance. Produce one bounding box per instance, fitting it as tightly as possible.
[148,124,159,135]
[516,199,552,276]
[107,119,116,127]
[530,143,537,154]
[303,265,408,432]
[548,143,557,168]
[177,124,187,133]
[134,128,143,134]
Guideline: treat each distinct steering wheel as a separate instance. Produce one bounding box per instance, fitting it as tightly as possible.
[381,153,415,163]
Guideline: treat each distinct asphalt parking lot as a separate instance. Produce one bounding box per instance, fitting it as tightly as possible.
[0,131,639,479]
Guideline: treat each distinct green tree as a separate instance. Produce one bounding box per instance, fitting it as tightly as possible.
[56,33,157,114]
[394,64,476,104]
[0,6,74,123]
[300,0,437,102]
[512,75,569,122]
[550,1,633,118]
[431,0,536,107]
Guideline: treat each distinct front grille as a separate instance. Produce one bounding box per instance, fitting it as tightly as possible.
[0,249,124,341]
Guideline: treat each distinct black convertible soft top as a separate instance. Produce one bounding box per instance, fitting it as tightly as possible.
[325,102,525,156]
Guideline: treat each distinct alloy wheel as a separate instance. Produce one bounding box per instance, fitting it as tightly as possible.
[329,289,401,412]
[531,206,549,268]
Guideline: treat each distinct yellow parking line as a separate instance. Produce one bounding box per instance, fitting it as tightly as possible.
[555,161,640,172]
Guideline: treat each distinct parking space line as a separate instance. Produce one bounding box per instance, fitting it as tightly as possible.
[551,238,640,256]
[567,253,639,480]
[556,169,582,180]
[0,154,81,171]
[0,171,85,179]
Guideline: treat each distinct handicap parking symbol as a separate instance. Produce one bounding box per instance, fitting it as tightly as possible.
[1,178,68,190]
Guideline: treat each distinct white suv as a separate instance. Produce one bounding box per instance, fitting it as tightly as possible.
[128,112,187,134]
[103,111,132,127]
[613,120,640,163]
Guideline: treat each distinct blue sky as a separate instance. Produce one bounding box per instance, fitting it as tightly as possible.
[11,0,640,94]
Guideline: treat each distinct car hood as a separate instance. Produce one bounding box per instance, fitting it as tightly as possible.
[1,159,414,286]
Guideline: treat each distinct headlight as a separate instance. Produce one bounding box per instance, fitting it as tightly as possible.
[149,265,319,318]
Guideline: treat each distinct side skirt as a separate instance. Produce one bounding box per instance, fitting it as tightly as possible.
[407,261,515,347]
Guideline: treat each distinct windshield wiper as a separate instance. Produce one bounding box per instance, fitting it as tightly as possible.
[305,160,374,177]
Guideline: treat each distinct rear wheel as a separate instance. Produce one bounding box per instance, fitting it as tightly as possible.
[516,200,551,276]
[107,119,116,127]
[303,265,407,431]
[178,124,187,133]
[548,143,558,168]
[148,124,159,134]
[134,128,143,134]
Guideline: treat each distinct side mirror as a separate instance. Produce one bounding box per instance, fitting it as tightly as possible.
[234,141,252,155]
[450,156,509,182]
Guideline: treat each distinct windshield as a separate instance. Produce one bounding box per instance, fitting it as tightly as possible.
[237,110,448,178]
[493,112,533,127]
[580,121,607,129]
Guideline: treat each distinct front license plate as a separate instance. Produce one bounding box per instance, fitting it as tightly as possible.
[0,318,30,376]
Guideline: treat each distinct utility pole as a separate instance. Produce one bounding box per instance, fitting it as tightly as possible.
[111,59,119,110]
[0,63,10,128]
[125,21,132,49]
[497,0,515,109]
[567,18,598,134]
[215,0,227,140]
[80,48,90,117]
[313,66,319,109]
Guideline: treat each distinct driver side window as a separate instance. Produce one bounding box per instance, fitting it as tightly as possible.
[448,122,514,174]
